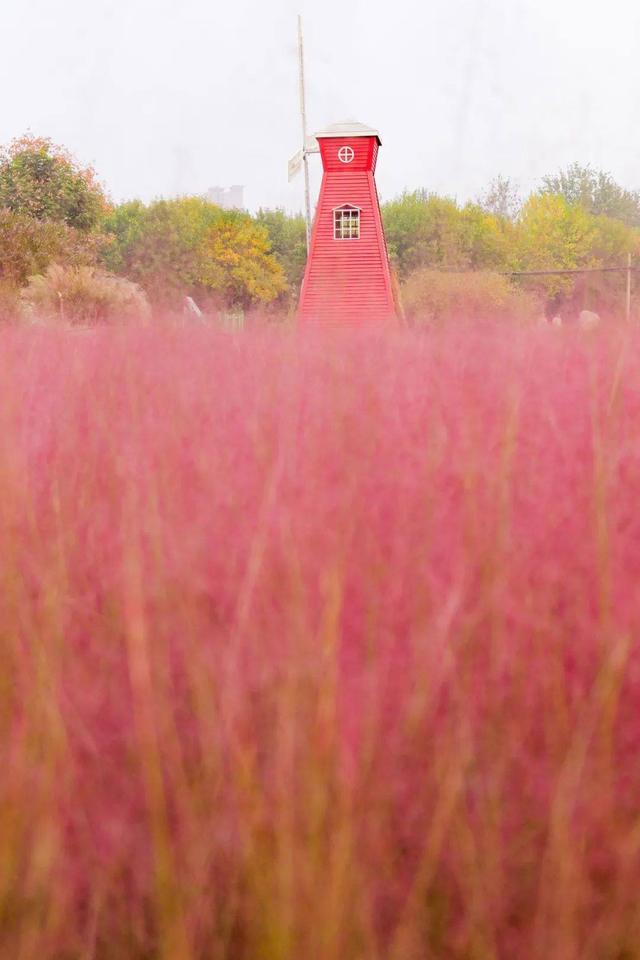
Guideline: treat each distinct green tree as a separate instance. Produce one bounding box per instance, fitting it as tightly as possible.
[255,208,307,293]
[459,202,513,271]
[540,163,640,227]
[382,191,510,278]
[589,213,639,264]
[0,135,109,231]
[100,200,147,273]
[102,199,193,302]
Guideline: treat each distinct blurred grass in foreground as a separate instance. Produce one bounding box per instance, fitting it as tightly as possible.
[1,323,640,959]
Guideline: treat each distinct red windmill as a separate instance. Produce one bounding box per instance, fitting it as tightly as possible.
[297,121,397,324]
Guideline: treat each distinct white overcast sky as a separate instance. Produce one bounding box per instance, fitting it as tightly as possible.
[1,0,639,213]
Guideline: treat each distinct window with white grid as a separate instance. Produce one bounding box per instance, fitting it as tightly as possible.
[333,206,360,240]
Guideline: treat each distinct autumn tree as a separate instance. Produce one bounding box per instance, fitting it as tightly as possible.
[102,197,287,309]
[512,194,596,301]
[515,194,596,268]
[0,135,108,319]
[0,135,109,231]
[0,209,101,287]
[196,216,289,308]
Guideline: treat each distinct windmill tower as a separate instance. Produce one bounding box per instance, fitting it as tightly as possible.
[297,121,396,324]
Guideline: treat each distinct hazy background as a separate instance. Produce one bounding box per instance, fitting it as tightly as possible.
[1,0,639,212]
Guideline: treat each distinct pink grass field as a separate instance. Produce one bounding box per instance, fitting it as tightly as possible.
[2,322,640,960]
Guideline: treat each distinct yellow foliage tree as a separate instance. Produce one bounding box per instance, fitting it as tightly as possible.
[196,218,287,308]
[513,195,596,297]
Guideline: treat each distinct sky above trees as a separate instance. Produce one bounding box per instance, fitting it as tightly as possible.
[1,0,640,213]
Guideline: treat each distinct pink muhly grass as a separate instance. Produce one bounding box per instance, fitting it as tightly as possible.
[0,322,640,959]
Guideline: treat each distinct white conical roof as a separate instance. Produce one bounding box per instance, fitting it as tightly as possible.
[315,120,381,142]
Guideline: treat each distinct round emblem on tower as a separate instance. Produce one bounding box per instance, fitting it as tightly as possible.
[338,146,354,163]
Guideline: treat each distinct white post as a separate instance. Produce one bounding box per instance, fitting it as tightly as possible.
[298,15,312,251]
[626,252,632,323]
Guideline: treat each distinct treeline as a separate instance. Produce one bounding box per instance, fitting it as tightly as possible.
[0,136,299,323]
[0,135,639,324]
[386,174,640,320]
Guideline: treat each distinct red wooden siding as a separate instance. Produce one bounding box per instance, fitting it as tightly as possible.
[319,136,377,173]
[297,134,396,325]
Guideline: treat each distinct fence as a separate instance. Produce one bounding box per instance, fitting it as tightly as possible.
[501,254,637,322]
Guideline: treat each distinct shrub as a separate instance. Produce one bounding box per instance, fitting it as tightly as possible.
[21,263,150,325]
[402,268,541,324]
[0,208,102,287]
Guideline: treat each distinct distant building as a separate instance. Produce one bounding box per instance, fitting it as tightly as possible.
[206,185,245,210]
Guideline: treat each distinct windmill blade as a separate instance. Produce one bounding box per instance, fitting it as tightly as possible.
[288,149,304,182]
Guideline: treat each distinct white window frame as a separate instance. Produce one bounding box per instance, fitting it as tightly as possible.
[333,204,361,241]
